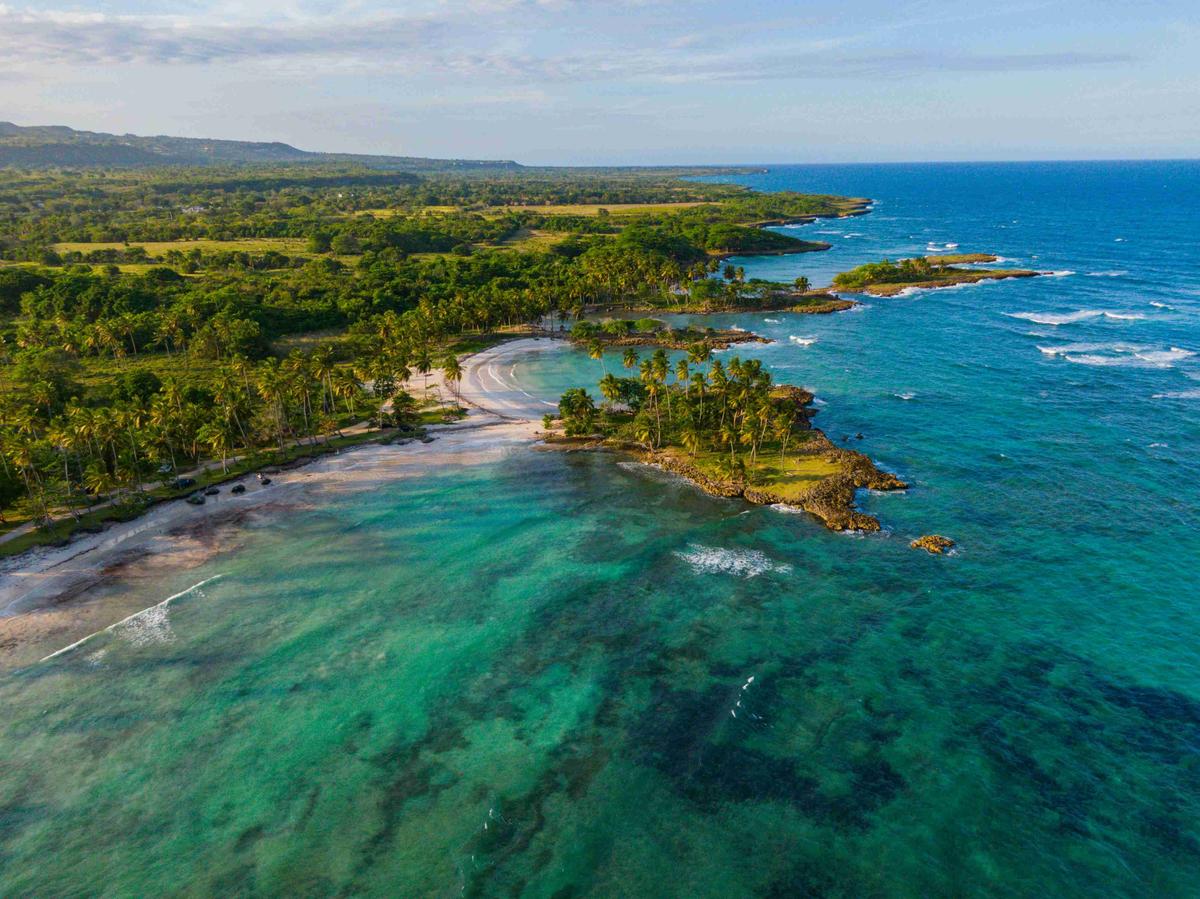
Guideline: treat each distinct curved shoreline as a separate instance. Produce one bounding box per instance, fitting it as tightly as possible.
[0,342,558,668]
[1,331,909,668]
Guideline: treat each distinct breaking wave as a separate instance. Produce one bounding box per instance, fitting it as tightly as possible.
[1153,389,1200,399]
[674,544,793,578]
[1039,343,1194,368]
[1007,310,1144,326]
[789,335,818,346]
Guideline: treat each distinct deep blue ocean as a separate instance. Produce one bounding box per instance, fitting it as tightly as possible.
[1,161,1198,896]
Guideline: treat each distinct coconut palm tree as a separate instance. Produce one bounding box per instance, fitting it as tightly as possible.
[198,419,235,474]
[588,339,607,375]
[441,352,463,402]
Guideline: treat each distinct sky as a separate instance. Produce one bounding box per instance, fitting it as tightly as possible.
[0,0,1196,165]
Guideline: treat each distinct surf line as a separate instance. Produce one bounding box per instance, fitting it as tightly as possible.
[38,574,225,663]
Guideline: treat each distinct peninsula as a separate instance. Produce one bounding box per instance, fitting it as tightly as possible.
[545,350,906,531]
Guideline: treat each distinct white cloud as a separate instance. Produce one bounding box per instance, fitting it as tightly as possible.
[0,3,1134,82]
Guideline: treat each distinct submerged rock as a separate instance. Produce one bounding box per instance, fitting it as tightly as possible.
[911,534,955,554]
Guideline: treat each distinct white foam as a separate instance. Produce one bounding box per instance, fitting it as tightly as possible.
[1153,389,1200,399]
[1060,347,1194,368]
[1044,270,1076,277]
[763,318,781,323]
[789,335,818,346]
[770,503,807,514]
[1037,342,1143,356]
[1135,348,1195,365]
[116,602,176,648]
[1086,270,1129,278]
[1150,302,1172,309]
[894,392,916,400]
[674,544,793,578]
[1007,309,1144,326]
[39,574,224,663]
[1038,341,1194,369]
[896,278,1003,298]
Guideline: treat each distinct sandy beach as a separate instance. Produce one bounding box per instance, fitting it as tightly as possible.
[0,337,565,669]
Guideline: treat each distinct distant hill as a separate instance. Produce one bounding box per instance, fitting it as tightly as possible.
[0,122,522,171]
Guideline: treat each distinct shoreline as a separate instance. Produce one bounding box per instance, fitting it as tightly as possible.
[0,340,557,669]
[2,324,908,668]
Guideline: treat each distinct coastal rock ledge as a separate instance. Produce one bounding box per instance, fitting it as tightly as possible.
[639,435,907,532]
[911,534,955,554]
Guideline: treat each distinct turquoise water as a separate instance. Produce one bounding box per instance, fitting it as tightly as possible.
[3,162,1200,896]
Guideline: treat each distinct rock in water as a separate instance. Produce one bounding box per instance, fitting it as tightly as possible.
[911,534,955,554]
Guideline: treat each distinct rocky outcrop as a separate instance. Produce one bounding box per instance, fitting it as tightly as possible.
[628,430,907,532]
[911,534,955,554]
[790,295,856,314]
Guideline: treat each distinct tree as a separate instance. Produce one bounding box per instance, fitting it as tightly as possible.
[793,276,810,293]
[331,233,361,255]
[198,418,235,474]
[441,352,463,404]
[587,339,607,375]
[557,388,597,436]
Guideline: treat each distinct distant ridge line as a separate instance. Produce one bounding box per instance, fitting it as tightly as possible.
[0,121,522,171]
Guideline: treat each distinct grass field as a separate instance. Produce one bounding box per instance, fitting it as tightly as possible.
[53,238,311,255]
[493,228,571,251]
[494,202,710,216]
[664,434,840,502]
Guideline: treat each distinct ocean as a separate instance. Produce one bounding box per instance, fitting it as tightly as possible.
[2,161,1199,896]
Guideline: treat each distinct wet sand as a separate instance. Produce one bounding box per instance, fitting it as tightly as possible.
[0,338,563,669]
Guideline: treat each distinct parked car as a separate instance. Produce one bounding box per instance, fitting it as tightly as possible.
[172,477,196,490]
[231,484,246,495]
[204,487,220,496]
[185,493,205,506]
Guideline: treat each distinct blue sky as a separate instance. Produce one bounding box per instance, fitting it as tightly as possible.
[0,0,1196,164]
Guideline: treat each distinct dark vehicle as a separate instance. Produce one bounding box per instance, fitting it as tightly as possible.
[260,477,272,486]
[204,487,219,496]
[231,484,246,495]
[172,477,196,490]
[185,493,205,506]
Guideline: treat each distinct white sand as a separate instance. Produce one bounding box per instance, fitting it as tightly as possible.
[0,337,567,668]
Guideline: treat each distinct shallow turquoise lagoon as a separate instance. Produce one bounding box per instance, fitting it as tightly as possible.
[2,162,1199,896]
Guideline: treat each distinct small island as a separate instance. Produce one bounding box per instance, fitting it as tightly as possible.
[544,350,906,531]
[832,254,1040,297]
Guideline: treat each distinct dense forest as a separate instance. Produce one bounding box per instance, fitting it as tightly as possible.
[0,161,862,551]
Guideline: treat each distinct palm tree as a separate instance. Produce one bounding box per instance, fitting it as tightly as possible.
[331,368,362,419]
[255,359,288,450]
[441,352,464,402]
[198,419,235,474]
[622,348,639,372]
[588,339,607,376]
[83,462,119,503]
[598,372,621,409]
[311,344,338,415]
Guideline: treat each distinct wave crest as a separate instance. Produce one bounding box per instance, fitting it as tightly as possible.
[1007,309,1144,326]
[674,544,792,578]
